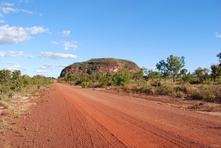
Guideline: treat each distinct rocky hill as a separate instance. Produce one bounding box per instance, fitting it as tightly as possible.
[60,58,140,77]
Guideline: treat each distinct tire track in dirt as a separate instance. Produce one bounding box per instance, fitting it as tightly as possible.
[4,83,221,148]
[58,83,221,147]
[59,85,127,148]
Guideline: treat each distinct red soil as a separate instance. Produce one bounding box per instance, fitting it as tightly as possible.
[2,83,221,147]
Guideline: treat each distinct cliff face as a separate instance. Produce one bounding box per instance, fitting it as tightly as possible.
[60,58,140,77]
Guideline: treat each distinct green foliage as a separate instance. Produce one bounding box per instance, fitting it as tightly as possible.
[193,67,209,83]
[66,74,77,83]
[217,52,221,62]
[132,69,143,81]
[211,64,221,82]
[0,69,53,101]
[81,81,89,88]
[98,73,112,87]
[147,71,162,80]
[156,55,185,82]
[112,68,132,86]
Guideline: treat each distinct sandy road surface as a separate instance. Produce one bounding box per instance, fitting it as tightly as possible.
[4,83,221,148]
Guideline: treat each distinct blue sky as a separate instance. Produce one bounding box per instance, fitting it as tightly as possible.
[0,0,220,78]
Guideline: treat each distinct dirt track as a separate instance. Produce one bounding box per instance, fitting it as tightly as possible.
[2,83,221,148]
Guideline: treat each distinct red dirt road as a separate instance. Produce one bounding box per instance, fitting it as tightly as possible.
[4,83,221,147]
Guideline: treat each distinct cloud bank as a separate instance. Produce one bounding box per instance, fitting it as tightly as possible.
[0,24,49,44]
[39,52,77,59]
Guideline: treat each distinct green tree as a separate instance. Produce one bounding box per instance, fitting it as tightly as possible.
[147,71,162,80]
[179,68,188,76]
[211,64,221,82]
[0,70,11,94]
[0,70,11,84]
[98,73,112,87]
[132,69,143,80]
[12,70,21,80]
[179,69,191,83]
[217,52,221,66]
[112,68,131,86]
[156,55,185,82]
[217,53,221,60]
[11,70,22,91]
[66,73,77,83]
[194,67,209,83]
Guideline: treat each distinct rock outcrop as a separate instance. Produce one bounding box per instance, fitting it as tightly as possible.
[60,58,140,77]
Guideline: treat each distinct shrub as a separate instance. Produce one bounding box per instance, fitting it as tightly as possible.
[81,81,89,88]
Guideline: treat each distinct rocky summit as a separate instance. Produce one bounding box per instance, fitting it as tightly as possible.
[60,58,140,77]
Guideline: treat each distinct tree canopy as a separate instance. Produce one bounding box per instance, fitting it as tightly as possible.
[156,55,185,82]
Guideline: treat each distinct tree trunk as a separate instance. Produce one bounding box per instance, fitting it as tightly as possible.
[172,75,176,82]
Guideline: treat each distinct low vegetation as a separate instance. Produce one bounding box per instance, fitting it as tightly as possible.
[59,53,221,103]
[0,70,53,136]
[0,70,54,103]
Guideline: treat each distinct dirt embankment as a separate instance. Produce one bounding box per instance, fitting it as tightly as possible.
[1,83,221,148]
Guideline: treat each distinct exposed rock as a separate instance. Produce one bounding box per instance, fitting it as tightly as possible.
[60,58,140,77]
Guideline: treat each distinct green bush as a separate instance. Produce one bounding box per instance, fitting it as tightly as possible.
[81,81,89,88]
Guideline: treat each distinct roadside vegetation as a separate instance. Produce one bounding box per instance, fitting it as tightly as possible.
[0,70,54,135]
[0,70,54,103]
[59,53,221,104]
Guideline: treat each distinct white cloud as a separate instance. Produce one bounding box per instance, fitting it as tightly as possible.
[39,52,77,59]
[51,41,59,44]
[0,2,14,7]
[19,9,33,15]
[215,32,221,38]
[23,54,35,58]
[42,64,66,69]
[0,2,41,16]
[36,69,49,73]
[51,40,79,50]
[36,64,66,74]
[7,64,21,70]
[63,40,78,50]
[0,50,35,58]
[0,24,49,44]
[216,33,221,38]
[1,7,18,14]
[19,0,30,3]
[26,26,48,34]
[0,20,6,23]
[62,30,71,36]
[0,51,23,57]
[0,61,22,71]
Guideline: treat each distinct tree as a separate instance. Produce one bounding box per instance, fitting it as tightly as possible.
[12,70,21,81]
[0,70,11,94]
[218,53,221,66]
[66,73,77,83]
[0,70,11,84]
[11,70,22,91]
[179,69,191,83]
[194,67,209,83]
[147,70,162,80]
[156,55,185,82]
[132,69,143,80]
[179,68,188,76]
[112,68,131,86]
[211,64,221,82]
